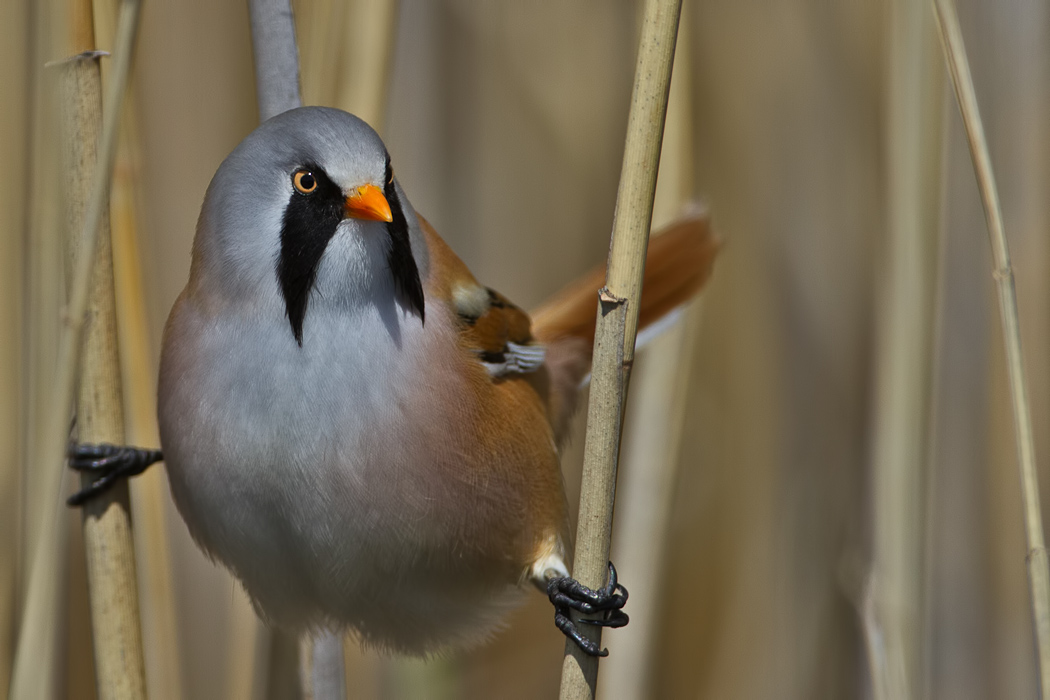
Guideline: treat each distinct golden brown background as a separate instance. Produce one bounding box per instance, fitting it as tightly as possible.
[2,0,1049,698]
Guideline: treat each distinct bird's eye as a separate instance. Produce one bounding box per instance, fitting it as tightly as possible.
[293,170,317,194]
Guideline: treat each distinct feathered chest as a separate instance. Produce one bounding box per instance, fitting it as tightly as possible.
[161,295,455,470]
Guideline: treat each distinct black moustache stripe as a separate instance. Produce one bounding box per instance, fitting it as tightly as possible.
[277,164,344,346]
[384,153,425,325]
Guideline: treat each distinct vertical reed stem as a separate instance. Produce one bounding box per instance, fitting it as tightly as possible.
[932,1,1050,697]
[66,0,147,696]
[249,0,303,121]
[299,632,346,700]
[559,1,682,698]
[9,0,144,697]
[868,1,944,698]
[602,4,699,693]
[86,3,185,693]
[0,0,30,691]
[15,4,70,696]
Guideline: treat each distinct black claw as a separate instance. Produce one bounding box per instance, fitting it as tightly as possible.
[554,610,608,657]
[547,562,629,657]
[67,443,163,507]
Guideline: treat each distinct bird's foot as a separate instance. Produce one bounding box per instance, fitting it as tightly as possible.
[67,443,163,506]
[547,562,629,657]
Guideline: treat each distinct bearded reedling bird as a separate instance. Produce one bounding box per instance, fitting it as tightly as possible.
[68,106,718,657]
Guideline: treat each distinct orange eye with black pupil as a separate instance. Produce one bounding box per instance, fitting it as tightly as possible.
[293,170,317,194]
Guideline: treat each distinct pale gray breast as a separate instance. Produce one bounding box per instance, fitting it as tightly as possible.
[157,283,482,626]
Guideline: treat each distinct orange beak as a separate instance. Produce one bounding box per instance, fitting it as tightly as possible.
[345,184,393,222]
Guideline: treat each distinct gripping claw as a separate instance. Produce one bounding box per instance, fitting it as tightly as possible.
[67,442,163,506]
[547,562,629,657]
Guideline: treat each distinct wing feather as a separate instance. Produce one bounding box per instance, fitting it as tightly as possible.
[418,216,546,378]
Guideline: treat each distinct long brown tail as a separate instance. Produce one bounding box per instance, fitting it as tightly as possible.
[531,212,720,441]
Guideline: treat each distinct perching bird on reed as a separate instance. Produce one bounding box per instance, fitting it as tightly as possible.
[69,106,718,657]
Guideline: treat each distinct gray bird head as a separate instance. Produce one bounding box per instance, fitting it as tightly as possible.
[190,107,428,345]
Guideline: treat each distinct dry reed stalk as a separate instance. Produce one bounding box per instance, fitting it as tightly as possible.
[600,5,697,696]
[59,10,107,697]
[932,0,1050,695]
[65,0,147,695]
[16,2,72,696]
[9,0,144,697]
[249,0,303,122]
[298,632,347,700]
[559,1,682,698]
[88,5,184,700]
[0,0,30,692]
[868,2,945,698]
[90,2,186,693]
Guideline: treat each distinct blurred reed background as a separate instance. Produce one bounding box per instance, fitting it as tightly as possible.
[2,0,1049,698]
